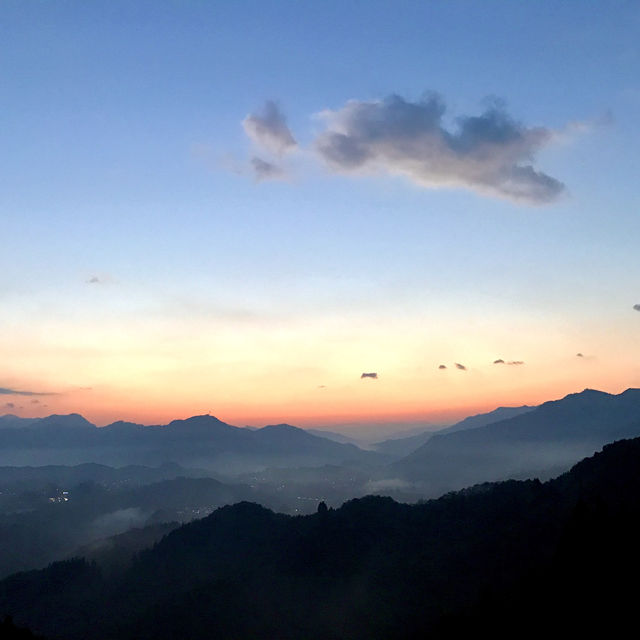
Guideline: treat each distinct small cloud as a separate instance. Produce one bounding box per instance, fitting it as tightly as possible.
[455,363,467,371]
[507,360,525,366]
[361,372,378,379]
[576,353,584,358]
[493,359,505,364]
[317,385,327,389]
[494,358,524,365]
[634,304,640,312]
[438,364,447,370]
[87,276,101,284]
[3,402,15,410]
[315,93,565,204]
[243,101,297,155]
[31,399,39,404]
[250,156,285,181]
[0,387,56,397]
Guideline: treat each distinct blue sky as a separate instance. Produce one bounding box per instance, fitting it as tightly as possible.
[1,1,639,429]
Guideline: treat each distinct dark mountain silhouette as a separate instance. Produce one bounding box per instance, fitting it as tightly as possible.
[2,436,640,639]
[0,473,279,578]
[435,403,534,435]
[373,405,533,457]
[0,462,205,492]
[393,388,640,494]
[0,413,376,471]
[0,414,93,431]
[306,428,362,446]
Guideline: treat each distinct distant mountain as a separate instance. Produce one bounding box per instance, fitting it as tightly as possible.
[0,413,375,472]
[372,430,434,457]
[306,428,362,446]
[373,405,533,458]
[0,414,94,430]
[435,404,534,435]
[3,436,640,639]
[392,388,640,494]
[0,461,205,492]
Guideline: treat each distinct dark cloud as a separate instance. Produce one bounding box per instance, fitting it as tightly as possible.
[87,276,101,284]
[243,101,297,155]
[315,93,564,204]
[493,359,505,364]
[0,387,56,397]
[576,353,584,358]
[494,359,524,365]
[455,363,467,371]
[634,304,640,312]
[250,156,285,181]
[361,372,378,379]
[438,364,447,370]
[3,402,15,410]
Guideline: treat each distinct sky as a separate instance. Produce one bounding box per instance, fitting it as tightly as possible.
[1,1,639,431]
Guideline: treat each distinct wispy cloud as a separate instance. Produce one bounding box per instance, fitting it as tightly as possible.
[361,372,378,379]
[455,363,467,371]
[0,387,56,397]
[315,93,565,204]
[250,156,285,181]
[494,359,525,365]
[243,101,297,155]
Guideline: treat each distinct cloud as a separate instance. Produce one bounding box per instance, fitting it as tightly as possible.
[438,364,447,370]
[3,402,15,410]
[493,359,525,365]
[493,359,505,364]
[455,363,467,371]
[250,156,285,181]
[361,372,378,379]
[576,353,584,358]
[87,276,101,284]
[634,304,640,312]
[243,101,297,155]
[315,93,565,204]
[317,385,327,389]
[31,399,39,404]
[0,387,56,397]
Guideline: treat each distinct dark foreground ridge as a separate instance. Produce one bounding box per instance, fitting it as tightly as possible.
[2,436,640,639]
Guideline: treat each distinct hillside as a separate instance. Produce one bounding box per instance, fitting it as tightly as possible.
[392,388,640,493]
[2,436,640,639]
[0,414,376,471]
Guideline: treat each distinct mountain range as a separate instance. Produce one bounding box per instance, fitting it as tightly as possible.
[0,414,380,471]
[2,434,640,639]
[392,388,640,494]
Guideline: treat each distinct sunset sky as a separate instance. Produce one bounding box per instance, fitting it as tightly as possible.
[1,2,639,431]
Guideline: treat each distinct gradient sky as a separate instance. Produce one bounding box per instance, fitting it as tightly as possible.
[1,1,639,431]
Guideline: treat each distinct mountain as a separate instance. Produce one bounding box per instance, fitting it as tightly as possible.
[434,404,534,435]
[392,388,640,494]
[0,473,278,578]
[306,428,362,446]
[0,413,376,472]
[0,414,93,430]
[3,436,640,639]
[372,429,434,457]
[373,405,533,458]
